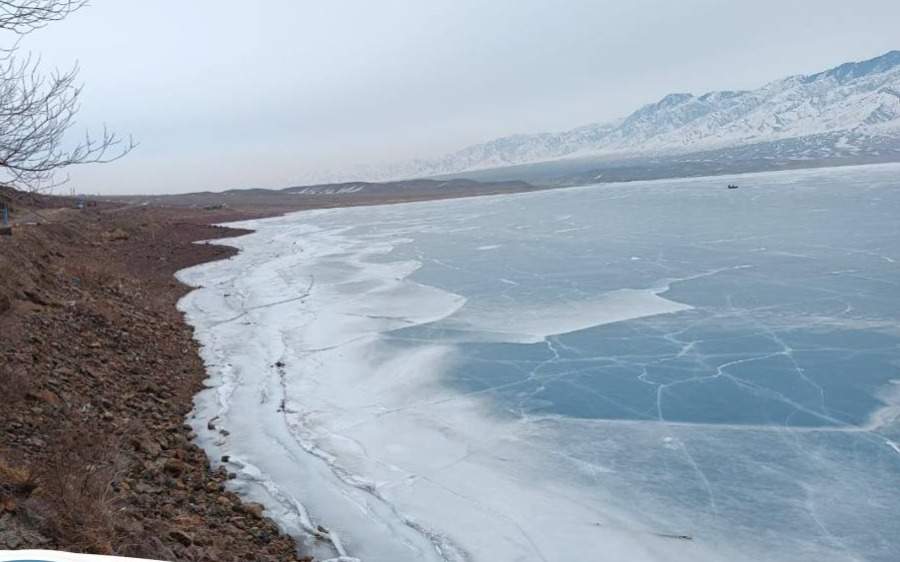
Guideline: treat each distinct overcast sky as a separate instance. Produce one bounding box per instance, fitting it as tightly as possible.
[20,0,900,194]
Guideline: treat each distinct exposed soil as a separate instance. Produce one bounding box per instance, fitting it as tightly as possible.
[0,191,316,560]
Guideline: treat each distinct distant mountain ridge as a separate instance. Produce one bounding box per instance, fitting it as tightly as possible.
[345,51,900,182]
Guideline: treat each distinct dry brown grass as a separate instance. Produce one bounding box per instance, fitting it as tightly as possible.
[0,456,38,504]
[26,421,126,554]
[69,262,121,293]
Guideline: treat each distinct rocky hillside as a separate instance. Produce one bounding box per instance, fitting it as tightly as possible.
[0,196,313,561]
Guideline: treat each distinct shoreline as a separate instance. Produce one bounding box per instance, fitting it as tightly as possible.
[168,164,900,562]
[175,214,367,560]
[0,187,538,560]
[174,211,466,561]
[4,161,899,559]
[171,202,718,562]
[0,201,316,560]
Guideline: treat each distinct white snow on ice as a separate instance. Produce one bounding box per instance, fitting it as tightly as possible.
[178,163,900,562]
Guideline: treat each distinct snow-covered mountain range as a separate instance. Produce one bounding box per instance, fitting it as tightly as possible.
[340,50,900,183]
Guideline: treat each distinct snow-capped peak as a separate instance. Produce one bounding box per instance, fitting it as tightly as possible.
[323,51,900,183]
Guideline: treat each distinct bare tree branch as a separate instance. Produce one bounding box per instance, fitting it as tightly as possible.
[0,1,134,191]
[0,1,87,34]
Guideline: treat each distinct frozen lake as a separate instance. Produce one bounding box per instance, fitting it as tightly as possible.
[178,163,900,562]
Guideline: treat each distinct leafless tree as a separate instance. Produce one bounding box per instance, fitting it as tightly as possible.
[0,1,133,191]
[0,1,85,33]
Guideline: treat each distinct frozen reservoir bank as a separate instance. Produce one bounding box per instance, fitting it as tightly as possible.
[178,164,900,562]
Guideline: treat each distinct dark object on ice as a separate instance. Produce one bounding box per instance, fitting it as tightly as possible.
[727,184,739,189]
[594,522,694,541]
[655,532,694,541]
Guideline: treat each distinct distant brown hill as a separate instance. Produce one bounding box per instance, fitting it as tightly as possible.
[106,178,535,214]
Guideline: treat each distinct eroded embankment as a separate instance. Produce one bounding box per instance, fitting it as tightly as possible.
[0,201,312,561]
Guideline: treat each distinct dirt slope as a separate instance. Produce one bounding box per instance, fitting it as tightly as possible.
[0,200,312,561]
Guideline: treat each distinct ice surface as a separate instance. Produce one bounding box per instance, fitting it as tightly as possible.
[178,163,900,561]
[440,287,692,344]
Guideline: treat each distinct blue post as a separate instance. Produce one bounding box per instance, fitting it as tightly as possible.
[1,204,8,226]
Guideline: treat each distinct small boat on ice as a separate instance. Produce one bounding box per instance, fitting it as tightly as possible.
[727,184,739,189]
